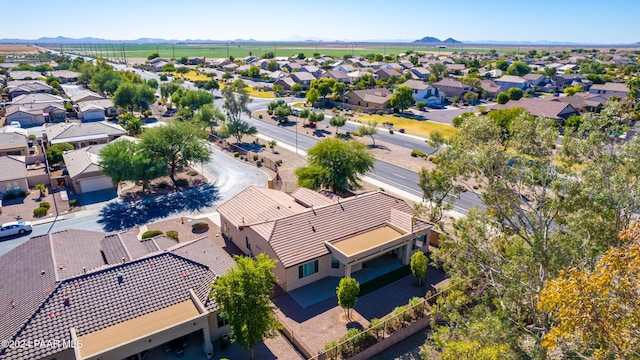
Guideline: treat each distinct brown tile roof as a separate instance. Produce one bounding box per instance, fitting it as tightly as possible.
[433,77,468,89]
[45,121,126,143]
[290,187,336,208]
[590,82,628,93]
[217,186,307,228]
[0,132,27,148]
[264,192,430,268]
[0,155,26,182]
[63,144,105,178]
[0,233,234,360]
[492,98,579,120]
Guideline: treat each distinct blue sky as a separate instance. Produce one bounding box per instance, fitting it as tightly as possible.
[3,0,639,43]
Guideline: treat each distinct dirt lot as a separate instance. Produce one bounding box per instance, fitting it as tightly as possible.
[119,167,207,202]
[0,44,38,55]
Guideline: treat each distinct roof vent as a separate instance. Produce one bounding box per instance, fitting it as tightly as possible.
[117,272,124,284]
[64,296,71,306]
[10,300,15,308]
[82,267,86,274]
[41,269,46,275]
[122,257,126,263]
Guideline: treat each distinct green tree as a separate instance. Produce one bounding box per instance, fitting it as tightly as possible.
[34,183,46,199]
[295,138,374,194]
[506,61,531,76]
[390,86,414,112]
[179,56,188,65]
[495,59,509,71]
[564,85,583,96]
[266,60,278,72]
[179,90,214,113]
[218,117,258,144]
[273,83,283,94]
[113,83,155,113]
[306,87,320,104]
[118,112,144,136]
[222,79,252,122]
[463,91,479,105]
[543,66,557,77]
[162,63,176,72]
[357,120,378,146]
[429,63,447,80]
[329,115,346,134]
[140,121,211,184]
[307,111,324,126]
[146,78,159,89]
[147,52,159,60]
[194,103,225,131]
[100,139,165,190]
[496,92,510,104]
[336,277,360,320]
[46,142,74,164]
[160,82,181,99]
[310,78,336,99]
[333,81,346,98]
[506,87,523,100]
[248,65,261,78]
[410,251,428,285]
[290,83,303,94]
[210,254,281,359]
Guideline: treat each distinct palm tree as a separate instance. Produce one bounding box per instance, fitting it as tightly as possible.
[35,184,46,199]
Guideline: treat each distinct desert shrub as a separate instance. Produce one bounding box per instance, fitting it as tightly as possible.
[39,202,51,210]
[141,230,163,239]
[233,152,239,157]
[323,341,338,360]
[69,199,77,207]
[191,220,209,231]
[33,207,48,217]
[187,170,198,176]
[428,155,440,164]
[166,230,179,240]
[258,114,263,119]
[253,154,259,161]
[377,110,388,115]
[28,135,37,140]
[388,129,394,134]
[275,159,283,166]
[411,149,426,158]
[416,101,426,110]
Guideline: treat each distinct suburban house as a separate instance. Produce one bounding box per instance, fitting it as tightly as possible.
[0,155,28,195]
[402,79,442,105]
[479,80,503,98]
[7,70,43,80]
[69,91,105,104]
[290,72,316,88]
[11,93,65,105]
[7,81,53,100]
[6,102,67,127]
[348,70,378,83]
[523,73,547,87]
[494,75,530,91]
[188,57,205,65]
[50,70,80,83]
[268,70,287,81]
[552,73,587,89]
[45,122,126,149]
[547,94,604,113]
[62,143,116,194]
[445,63,466,74]
[432,78,471,100]
[335,64,356,74]
[344,88,392,110]
[148,58,171,72]
[281,62,301,73]
[0,230,235,360]
[409,67,431,81]
[319,69,351,83]
[0,132,28,156]
[298,65,323,78]
[589,82,630,97]
[374,68,402,79]
[492,98,580,121]
[218,188,435,292]
[77,99,117,121]
[209,58,231,68]
[273,77,297,92]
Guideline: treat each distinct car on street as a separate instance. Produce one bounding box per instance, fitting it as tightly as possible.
[0,221,33,237]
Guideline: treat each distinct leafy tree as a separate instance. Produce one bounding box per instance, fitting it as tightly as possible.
[463,91,479,105]
[140,121,211,184]
[147,52,160,60]
[452,112,475,128]
[329,115,346,134]
[310,78,336,99]
[210,254,281,359]
[162,63,176,72]
[70,56,85,71]
[46,142,74,164]
[563,85,583,96]
[218,117,258,144]
[273,104,293,120]
[626,76,640,110]
[295,138,374,194]
[537,222,640,359]
[179,90,214,112]
[118,112,144,136]
[586,73,604,84]
[496,92,510,104]
[99,140,138,186]
[297,53,305,60]
[495,59,509,71]
[357,120,378,146]
[333,81,346,98]
[147,78,159,89]
[35,183,46,199]
[506,87,523,100]
[159,74,168,81]
[336,277,360,320]
[179,56,188,65]
[222,79,252,123]
[564,114,582,130]
[390,86,414,112]
[290,83,303,94]
[578,60,606,74]
[410,251,428,285]
[307,111,324,126]
[429,63,447,80]
[273,83,283,94]
[543,66,557,77]
[506,61,530,76]
[194,103,225,132]
[306,87,319,104]
[113,83,155,113]
[266,60,278,72]
[415,101,426,111]
[248,65,261,78]
[160,82,181,99]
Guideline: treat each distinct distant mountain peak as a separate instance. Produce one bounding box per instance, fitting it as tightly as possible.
[413,36,462,44]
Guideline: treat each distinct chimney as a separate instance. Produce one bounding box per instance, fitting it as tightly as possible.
[82,267,86,274]
[122,257,126,263]
[10,300,15,308]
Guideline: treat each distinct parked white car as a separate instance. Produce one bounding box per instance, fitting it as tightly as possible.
[0,221,32,237]
[9,121,21,128]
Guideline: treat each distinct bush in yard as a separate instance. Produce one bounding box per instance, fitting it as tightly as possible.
[388,129,394,134]
[258,114,263,119]
[69,199,77,207]
[33,207,48,217]
[394,305,412,324]
[141,230,163,239]
[253,154,259,161]
[233,151,239,157]
[28,134,37,140]
[411,149,426,158]
[191,220,209,231]
[370,318,384,339]
[408,297,425,319]
[166,230,179,240]
[187,170,198,176]
[174,178,188,187]
[428,155,440,164]
[39,202,51,210]
[416,101,426,110]
[323,341,338,360]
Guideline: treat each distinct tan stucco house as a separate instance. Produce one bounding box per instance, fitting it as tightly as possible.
[218,187,434,292]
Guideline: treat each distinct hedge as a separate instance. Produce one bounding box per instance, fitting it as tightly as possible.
[141,230,164,239]
[166,230,179,240]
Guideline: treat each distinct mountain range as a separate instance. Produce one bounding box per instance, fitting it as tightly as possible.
[0,36,637,46]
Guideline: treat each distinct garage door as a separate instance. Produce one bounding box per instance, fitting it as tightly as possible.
[9,118,31,127]
[79,176,114,193]
[83,110,105,121]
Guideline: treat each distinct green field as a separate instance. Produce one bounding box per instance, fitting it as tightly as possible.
[56,42,534,61]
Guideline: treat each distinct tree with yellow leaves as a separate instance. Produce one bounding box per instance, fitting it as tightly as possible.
[537,222,640,359]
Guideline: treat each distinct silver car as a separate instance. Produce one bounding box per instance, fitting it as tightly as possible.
[0,221,33,237]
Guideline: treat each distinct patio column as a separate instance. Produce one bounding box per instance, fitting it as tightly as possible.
[344,264,352,278]
[402,244,412,265]
[202,326,214,358]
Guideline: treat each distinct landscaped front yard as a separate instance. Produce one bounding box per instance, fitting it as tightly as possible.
[356,114,458,139]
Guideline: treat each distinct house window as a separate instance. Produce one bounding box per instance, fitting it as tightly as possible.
[331,257,340,269]
[217,314,229,327]
[5,181,21,192]
[298,259,319,278]
[412,235,426,250]
[245,236,251,251]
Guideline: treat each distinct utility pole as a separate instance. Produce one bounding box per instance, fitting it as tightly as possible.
[172,43,175,59]
[226,42,229,59]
